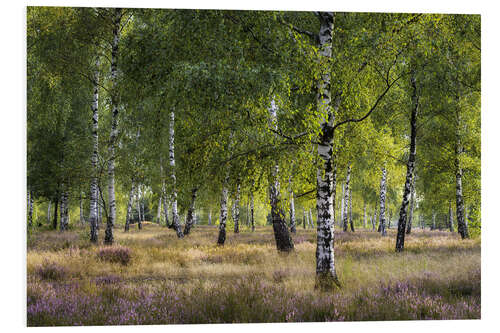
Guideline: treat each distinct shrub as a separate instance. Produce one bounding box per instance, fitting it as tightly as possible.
[96,246,131,265]
[36,261,67,281]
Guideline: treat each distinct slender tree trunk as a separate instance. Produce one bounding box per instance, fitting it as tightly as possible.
[156,197,162,224]
[28,190,33,228]
[169,111,183,238]
[406,176,416,234]
[432,213,436,230]
[208,209,212,225]
[217,173,229,245]
[136,185,142,230]
[233,183,240,233]
[105,8,122,245]
[52,197,58,230]
[163,197,170,227]
[302,209,306,229]
[47,201,51,226]
[124,181,134,232]
[79,192,85,225]
[455,114,469,239]
[289,176,296,234]
[448,200,454,232]
[59,185,69,231]
[183,187,198,235]
[97,187,101,230]
[396,71,419,252]
[342,164,351,232]
[268,98,294,252]
[363,203,367,229]
[89,55,100,243]
[340,183,345,230]
[372,204,377,231]
[379,167,387,236]
[349,186,354,232]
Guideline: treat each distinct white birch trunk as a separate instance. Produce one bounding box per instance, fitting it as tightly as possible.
[349,185,354,232]
[28,190,34,228]
[448,201,454,232]
[234,183,240,233]
[342,164,351,232]
[208,209,212,225]
[406,176,416,234]
[156,197,162,224]
[169,111,183,238]
[455,111,469,239]
[363,203,367,229]
[250,192,255,232]
[47,201,51,226]
[124,181,134,232]
[340,183,345,228]
[396,71,419,251]
[289,176,296,233]
[105,8,122,245]
[217,173,229,245]
[89,55,100,243]
[314,13,340,288]
[379,167,388,236]
[59,185,69,231]
[79,192,85,225]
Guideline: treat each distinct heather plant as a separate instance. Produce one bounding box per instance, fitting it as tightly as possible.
[35,261,67,281]
[96,246,131,265]
[27,225,480,326]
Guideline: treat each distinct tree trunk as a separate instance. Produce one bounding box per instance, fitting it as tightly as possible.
[379,167,387,236]
[79,192,85,225]
[163,197,170,227]
[340,183,345,229]
[89,54,100,243]
[349,186,354,232]
[233,183,240,233]
[208,209,212,225]
[136,185,142,230]
[448,200,454,232]
[217,174,229,245]
[183,187,198,235]
[363,203,367,229]
[268,98,294,252]
[52,197,58,230]
[105,8,122,245]
[169,111,184,238]
[406,175,416,234]
[97,187,101,230]
[372,204,377,231]
[28,190,33,228]
[455,114,469,239]
[396,71,419,252]
[342,164,351,232]
[59,185,69,231]
[47,201,51,226]
[289,176,296,234]
[432,213,436,230]
[124,182,134,232]
[156,197,162,224]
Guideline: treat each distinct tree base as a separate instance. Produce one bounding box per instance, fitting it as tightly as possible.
[315,273,341,291]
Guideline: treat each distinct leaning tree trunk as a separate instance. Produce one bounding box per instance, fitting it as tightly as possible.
[406,175,416,234]
[289,176,296,234]
[379,167,387,236]
[217,173,229,245]
[89,54,100,243]
[396,72,419,252]
[169,111,184,238]
[455,113,469,239]
[448,200,454,232]
[349,186,354,232]
[233,183,240,233]
[124,181,134,232]
[342,164,351,232]
[105,8,122,245]
[268,98,294,252]
[314,11,340,290]
[183,187,198,235]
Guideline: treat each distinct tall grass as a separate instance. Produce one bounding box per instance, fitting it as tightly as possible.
[27,224,480,326]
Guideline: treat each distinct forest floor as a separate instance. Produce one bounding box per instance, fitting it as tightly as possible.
[27,223,480,326]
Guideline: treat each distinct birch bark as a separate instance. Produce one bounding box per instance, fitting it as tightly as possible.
[183,187,198,235]
[396,71,419,252]
[124,181,134,232]
[89,55,100,243]
[169,111,183,238]
[105,8,122,245]
[379,167,387,236]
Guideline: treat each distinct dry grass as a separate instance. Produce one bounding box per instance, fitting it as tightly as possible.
[27,224,480,325]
